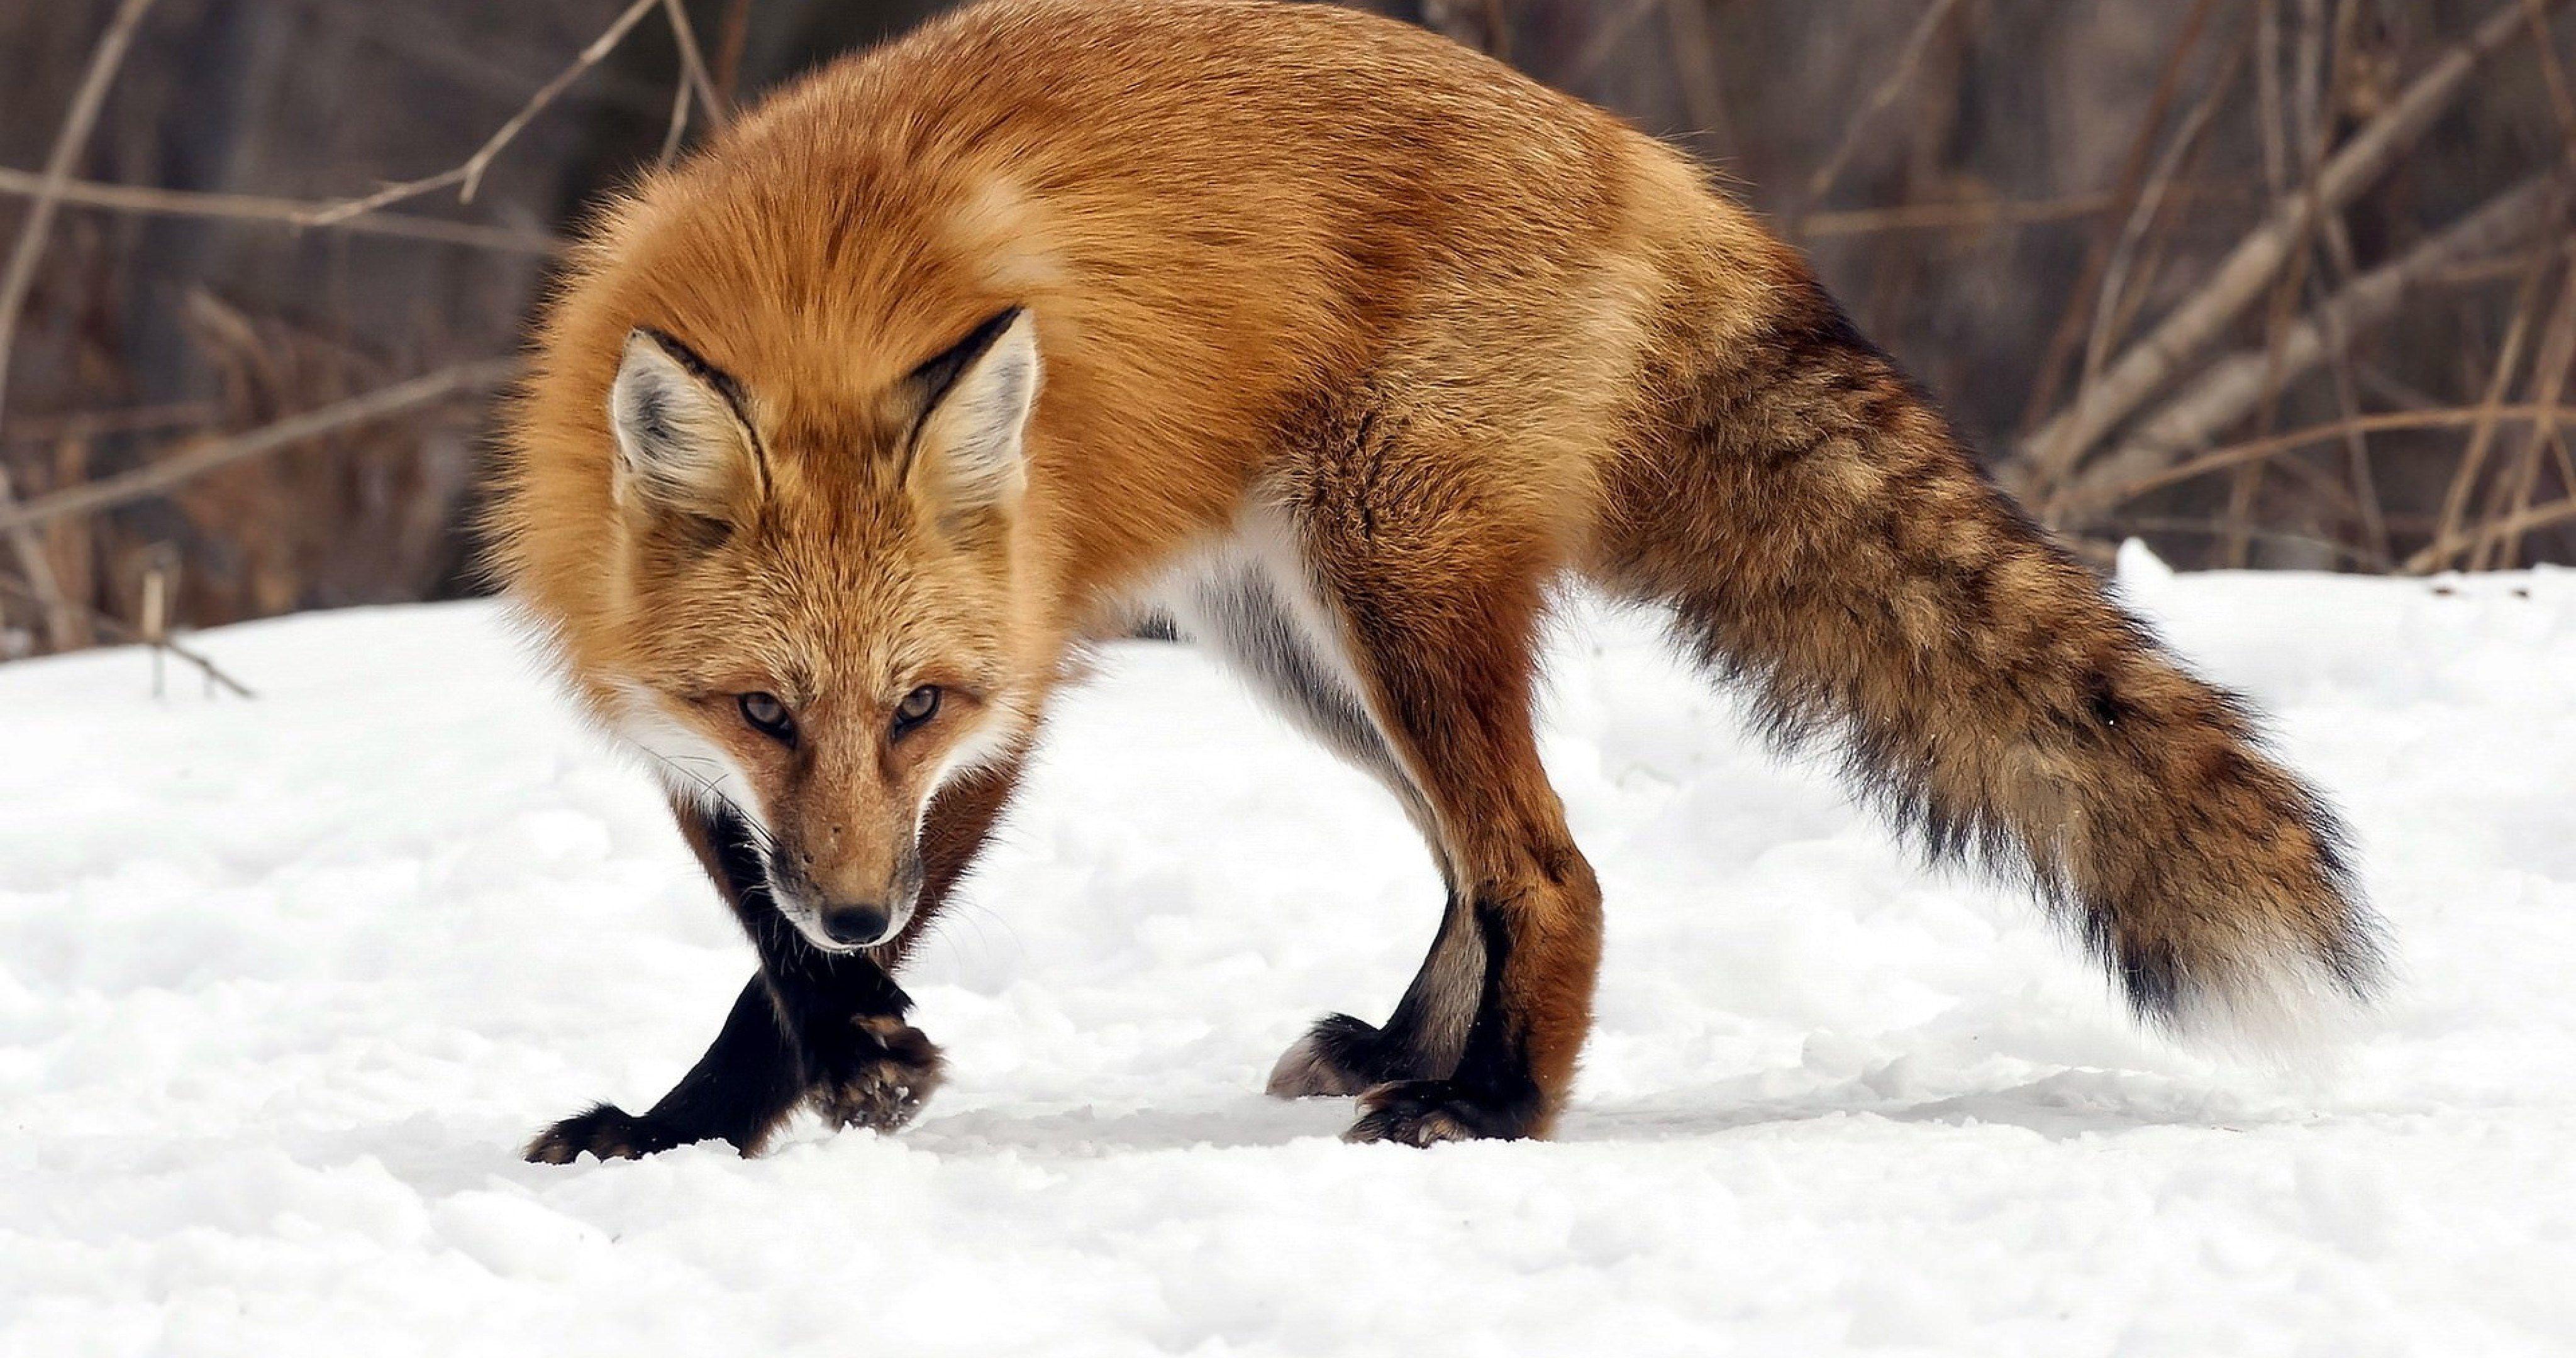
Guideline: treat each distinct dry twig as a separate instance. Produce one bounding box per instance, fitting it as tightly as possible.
[2082,26,2250,408]
[1,400,212,446]
[2526,0,2576,167]
[713,0,757,106]
[297,0,663,228]
[0,359,519,536]
[2103,514,2385,568]
[1796,0,1964,218]
[2016,0,2223,436]
[663,0,729,127]
[2051,174,2569,520]
[1800,194,2099,239]
[654,0,729,168]
[0,568,251,696]
[0,167,560,253]
[2409,494,2576,571]
[2072,404,2558,508]
[0,0,161,652]
[2292,1,2396,568]
[2016,0,2566,493]
[2426,248,2562,563]
[2472,262,2576,568]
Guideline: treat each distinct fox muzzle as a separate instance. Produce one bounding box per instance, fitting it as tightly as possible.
[762,841,922,952]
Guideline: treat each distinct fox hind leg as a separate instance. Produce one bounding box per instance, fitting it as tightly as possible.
[1281,482,1602,1143]
[1265,895,1483,1098]
[1161,541,1487,1098]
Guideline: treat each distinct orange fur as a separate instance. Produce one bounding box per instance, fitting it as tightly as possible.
[491,0,2379,1150]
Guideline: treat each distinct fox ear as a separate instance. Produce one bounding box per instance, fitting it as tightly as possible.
[903,307,1038,527]
[608,329,761,520]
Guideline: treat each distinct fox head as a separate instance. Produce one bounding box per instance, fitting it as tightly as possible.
[584,306,1043,951]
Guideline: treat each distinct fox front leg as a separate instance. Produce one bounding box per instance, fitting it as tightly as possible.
[521,963,940,1162]
[693,803,948,1138]
[525,756,1024,1161]
[524,806,936,1162]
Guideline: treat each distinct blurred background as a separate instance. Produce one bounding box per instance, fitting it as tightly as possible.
[1,0,2570,663]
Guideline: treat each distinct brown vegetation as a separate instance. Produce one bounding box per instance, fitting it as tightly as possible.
[1,0,2570,659]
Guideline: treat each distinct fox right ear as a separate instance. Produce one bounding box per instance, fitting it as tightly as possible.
[608,329,762,520]
[902,307,1038,532]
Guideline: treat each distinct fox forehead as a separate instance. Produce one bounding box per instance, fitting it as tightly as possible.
[595,160,1024,423]
[638,533,1004,695]
[584,442,979,691]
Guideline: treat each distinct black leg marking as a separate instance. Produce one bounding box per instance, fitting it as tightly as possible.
[524,974,804,1162]
[806,1013,945,1132]
[1269,891,1484,1097]
[1267,1012,1406,1098]
[1346,896,1547,1145]
[526,805,936,1162]
[711,807,945,1135]
[1172,560,1495,1100]
[524,1104,682,1164]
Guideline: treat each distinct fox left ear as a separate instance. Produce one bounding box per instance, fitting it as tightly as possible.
[608,328,762,523]
[903,307,1039,528]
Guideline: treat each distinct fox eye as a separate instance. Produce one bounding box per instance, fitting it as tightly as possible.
[892,685,941,736]
[738,692,796,744]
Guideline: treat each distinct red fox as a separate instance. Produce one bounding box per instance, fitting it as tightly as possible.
[491,0,2380,1157]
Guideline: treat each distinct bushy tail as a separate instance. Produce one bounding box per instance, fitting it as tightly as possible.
[1596,275,2384,1045]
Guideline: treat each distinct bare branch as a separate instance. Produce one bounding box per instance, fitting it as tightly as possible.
[2103,514,2386,568]
[2082,26,2250,406]
[1797,184,2266,240]
[713,0,757,106]
[2526,0,2576,166]
[0,359,520,537]
[2069,405,2559,508]
[297,0,662,226]
[1797,0,1964,215]
[2457,256,2576,570]
[0,166,560,254]
[2015,0,2223,436]
[663,0,730,128]
[2017,0,2568,492]
[2296,0,2394,568]
[0,400,211,446]
[656,52,693,168]
[0,0,161,651]
[2050,174,2571,520]
[0,568,251,696]
[2407,494,2576,571]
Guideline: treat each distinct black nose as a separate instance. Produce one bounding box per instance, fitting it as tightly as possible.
[820,903,891,947]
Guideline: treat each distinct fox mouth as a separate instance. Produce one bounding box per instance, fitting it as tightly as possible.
[759,861,916,953]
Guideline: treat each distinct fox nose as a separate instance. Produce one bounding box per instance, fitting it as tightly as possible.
[820,903,892,948]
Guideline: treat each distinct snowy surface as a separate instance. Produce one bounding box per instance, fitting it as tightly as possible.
[6,552,2575,1356]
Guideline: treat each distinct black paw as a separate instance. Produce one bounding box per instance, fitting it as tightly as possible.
[808,1015,945,1133]
[1266,1013,1421,1098]
[1343,1079,1541,1146]
[524,1102,685,1164]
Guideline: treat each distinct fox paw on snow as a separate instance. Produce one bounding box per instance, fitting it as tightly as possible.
[809,1014,945,1133]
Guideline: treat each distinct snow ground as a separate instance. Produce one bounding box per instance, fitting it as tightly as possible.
[4,550,2574,1357]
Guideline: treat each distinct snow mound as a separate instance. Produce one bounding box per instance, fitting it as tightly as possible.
[5,563,2575,1355]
